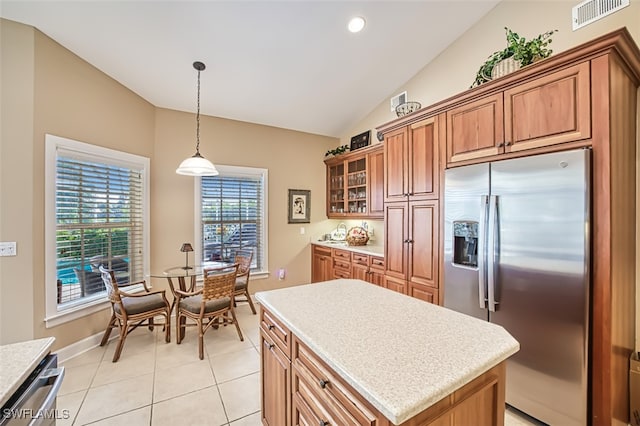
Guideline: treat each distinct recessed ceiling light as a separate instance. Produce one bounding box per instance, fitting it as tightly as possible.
[348,16,366,33]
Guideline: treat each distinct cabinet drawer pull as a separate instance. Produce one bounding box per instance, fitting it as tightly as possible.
[267,324,275,331]
[319,421,329,426]
[319,379,329,388]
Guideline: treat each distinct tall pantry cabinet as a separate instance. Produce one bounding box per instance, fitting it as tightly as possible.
[382,117,442,302]
[376,28,640,426]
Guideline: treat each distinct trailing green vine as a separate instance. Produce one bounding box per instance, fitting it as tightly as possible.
[325,145,349,157]
[471,27,557,88]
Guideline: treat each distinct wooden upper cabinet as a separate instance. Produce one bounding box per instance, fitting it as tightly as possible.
[325,144,383,219]
[446,61,591,165]
[384,127,408,202]
[505,61,591,152]
[367,148,384,217]
[385,117,439,202]
[446,93,504,163]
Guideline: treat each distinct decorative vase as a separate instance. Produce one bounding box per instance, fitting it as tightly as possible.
[491,57,521,79]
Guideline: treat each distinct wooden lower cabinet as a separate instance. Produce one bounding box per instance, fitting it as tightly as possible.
[311,245,332,283]
[261,330,291,426]
[384,275,407,295]
[384,200,439,302]
[408,283,439,304]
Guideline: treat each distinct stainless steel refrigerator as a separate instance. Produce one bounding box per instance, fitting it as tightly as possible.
[443,149,590,426]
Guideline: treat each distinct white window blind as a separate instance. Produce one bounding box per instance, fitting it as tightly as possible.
[200,167,267,272]
[44,134,149,326]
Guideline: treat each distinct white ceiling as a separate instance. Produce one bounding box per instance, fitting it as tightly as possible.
[1,1,500,137]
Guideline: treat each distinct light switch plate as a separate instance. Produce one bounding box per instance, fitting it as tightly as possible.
[0,242,17,256]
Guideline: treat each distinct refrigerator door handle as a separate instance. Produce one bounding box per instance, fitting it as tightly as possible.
[477,195,489,309]
[487,195,499,312]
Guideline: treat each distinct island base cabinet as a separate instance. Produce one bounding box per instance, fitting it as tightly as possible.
[261,330,291,426]
[260,306,507,426]
[398,363,506,426]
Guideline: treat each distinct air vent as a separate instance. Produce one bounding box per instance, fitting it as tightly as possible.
[390,91,407,112]
[572,0,629,31]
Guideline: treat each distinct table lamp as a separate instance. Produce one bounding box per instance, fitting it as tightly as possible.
[180,243,194,270]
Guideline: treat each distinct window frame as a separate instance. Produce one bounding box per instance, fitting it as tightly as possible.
[195,165,269,278]
[44,134,150,328]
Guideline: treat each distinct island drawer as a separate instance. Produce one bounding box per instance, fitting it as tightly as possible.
[292,337,379,426]
[260,308,291,357]
[293,370,341,426]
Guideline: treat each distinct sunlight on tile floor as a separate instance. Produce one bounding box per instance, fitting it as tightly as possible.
[58,300,540,425]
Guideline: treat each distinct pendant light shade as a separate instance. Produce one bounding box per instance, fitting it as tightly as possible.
[176,61,219,176]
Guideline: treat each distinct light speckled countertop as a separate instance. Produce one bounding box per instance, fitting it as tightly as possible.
[311,241,384,257]
[256,279,519,425]
[0,337,55,407]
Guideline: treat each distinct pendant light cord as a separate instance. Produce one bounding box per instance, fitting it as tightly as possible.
[195,67,201,156]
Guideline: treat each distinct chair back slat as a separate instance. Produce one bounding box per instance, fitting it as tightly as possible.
[234,250,253,277]
[99,266,121,304]
[203,264,239,302]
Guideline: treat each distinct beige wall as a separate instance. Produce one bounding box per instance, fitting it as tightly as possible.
[341,1,640,347]
[1,19,36,344]
[150,108,337,295]
[0,20,158,348]
[0,19,337,349]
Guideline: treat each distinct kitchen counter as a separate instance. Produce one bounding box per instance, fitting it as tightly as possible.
[311,240,384,256]
[0,337,55,407]
[256,279,519,424]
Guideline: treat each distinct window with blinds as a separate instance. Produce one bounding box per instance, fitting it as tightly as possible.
[199,166,267,272]
[45,134,149,318]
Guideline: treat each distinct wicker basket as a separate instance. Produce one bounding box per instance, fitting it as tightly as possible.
[346,227,369,246]
[491,57,521,79]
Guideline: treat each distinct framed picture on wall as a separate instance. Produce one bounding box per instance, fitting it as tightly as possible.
[288,189,310,223]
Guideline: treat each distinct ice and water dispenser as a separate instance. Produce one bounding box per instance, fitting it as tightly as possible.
[452,221,479,268]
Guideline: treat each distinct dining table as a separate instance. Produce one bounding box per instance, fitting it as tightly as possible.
[149,261,231,339]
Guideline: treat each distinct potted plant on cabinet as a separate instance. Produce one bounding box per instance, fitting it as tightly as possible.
[471,27,557,88]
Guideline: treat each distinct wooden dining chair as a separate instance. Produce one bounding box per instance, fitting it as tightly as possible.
[99,266,171,362]
[233,249,256,314]
[175,263,243,359]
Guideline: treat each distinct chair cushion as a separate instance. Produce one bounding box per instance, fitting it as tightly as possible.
[116,293,167,315]
[234,278,248,291]
[179,295,231,314]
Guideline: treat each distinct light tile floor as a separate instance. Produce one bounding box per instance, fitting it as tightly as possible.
[58,302,539,426]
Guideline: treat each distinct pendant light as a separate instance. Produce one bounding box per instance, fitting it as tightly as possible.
[176,61,219,176]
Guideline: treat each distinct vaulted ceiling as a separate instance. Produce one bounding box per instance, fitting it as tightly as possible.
[1,1,500,137]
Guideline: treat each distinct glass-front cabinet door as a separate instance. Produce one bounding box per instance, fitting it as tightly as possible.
[324,144,383,219]
[347,158,366,214]
[328,162,345,215]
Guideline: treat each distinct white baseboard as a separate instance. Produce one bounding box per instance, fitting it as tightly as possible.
[56,314,177,363]
[56,331,111,363]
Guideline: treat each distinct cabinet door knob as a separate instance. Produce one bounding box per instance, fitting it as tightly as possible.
[319,421,329,426]
[319,379,329,388]
[498,142,505,148]
[267,324,275,331]
[505,141,512,146]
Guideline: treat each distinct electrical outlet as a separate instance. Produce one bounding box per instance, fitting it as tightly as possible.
[0,242,17,256]
[300,227,305,235]
[278,269,286,280]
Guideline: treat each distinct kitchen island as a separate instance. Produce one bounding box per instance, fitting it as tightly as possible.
[0,337,56,406]
[255,279,519,426]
